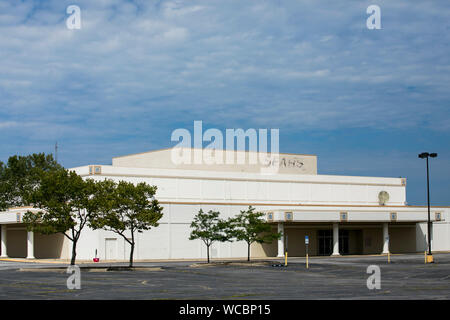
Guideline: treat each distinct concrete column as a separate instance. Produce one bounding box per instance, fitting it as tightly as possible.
[1,225,7,258]
[277,222,284,257]
[382,223,390,254]
[27,231,35,259]
[332,223,340,256]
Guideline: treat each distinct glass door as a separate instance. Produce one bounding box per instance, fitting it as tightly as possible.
[318,230,332,255]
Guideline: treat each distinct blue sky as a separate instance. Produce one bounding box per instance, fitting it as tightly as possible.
[0,0,449,205]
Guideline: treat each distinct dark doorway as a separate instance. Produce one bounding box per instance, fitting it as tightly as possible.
[318,229,350,255]
[318,230,332,255]
[339,230,349,255]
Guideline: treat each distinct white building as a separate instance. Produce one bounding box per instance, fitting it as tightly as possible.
[1,149,449,261]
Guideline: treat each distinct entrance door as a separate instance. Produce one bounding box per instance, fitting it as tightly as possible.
[318,230,332,255]
[105,238,117,260]
[339,230,349,255]
[318,229,350,255]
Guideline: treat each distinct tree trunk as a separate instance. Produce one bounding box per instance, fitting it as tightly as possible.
[71,239,77,265]
[207,244,210,263]
[128,229,135,268]
[247,242,250,262]
[129,242,135,268]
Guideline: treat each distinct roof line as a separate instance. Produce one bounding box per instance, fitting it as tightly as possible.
[2,203,449,212]
[112,147,317,160]
[156,201,449,208]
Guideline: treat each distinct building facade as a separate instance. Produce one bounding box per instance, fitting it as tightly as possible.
[1,149,449,261]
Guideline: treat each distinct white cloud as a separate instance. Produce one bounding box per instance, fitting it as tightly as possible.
[0,0,448,161]
[0,121,19,129]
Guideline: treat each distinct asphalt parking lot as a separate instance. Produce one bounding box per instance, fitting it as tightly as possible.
[0,253,449,299]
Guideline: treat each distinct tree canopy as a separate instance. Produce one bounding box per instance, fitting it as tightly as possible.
[189,209,231,263]
[22,168,99,265]
[0,153,61,210]
[90,180,163,267]
[1,152,164,267]
[228,206,281,261]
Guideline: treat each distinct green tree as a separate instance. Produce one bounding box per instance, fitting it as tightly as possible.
[90,180,163,267]
[228,206,281,262]
[22,169,99,265]
[0,153,61,210]
[189,209,231,263]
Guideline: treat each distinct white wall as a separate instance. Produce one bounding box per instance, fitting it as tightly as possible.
[73,165,407,206]
[415,209,450,252]
[71,205,450,261]
[112,148,318,175]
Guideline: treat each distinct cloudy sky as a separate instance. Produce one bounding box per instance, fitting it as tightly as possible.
[0,0,449,205]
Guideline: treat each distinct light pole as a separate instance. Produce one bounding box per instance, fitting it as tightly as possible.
[418,152,437,262]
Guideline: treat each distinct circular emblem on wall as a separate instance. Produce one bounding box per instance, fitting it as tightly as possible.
[378,191,389,205]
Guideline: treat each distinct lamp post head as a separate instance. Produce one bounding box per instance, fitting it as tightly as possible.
[418,152,437,159]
